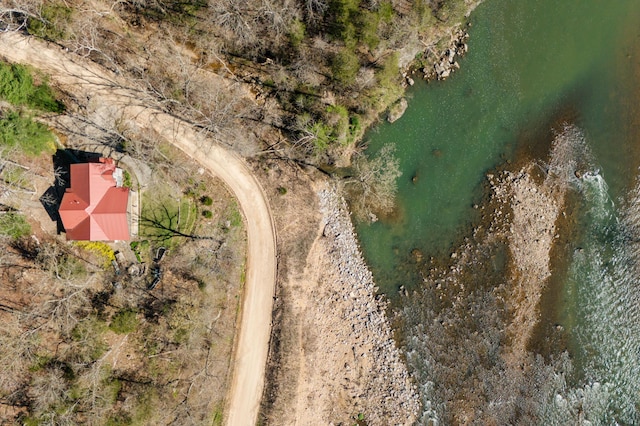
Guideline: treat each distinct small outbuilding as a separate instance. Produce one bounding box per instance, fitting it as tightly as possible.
[58,157,130,241]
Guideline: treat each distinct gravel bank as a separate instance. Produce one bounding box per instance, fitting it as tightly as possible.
[317,187,420,425]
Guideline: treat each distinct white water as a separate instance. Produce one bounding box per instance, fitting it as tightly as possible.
[542,170,640,425]
[403,127,640,424]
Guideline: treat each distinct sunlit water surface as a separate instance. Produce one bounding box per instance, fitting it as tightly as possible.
[355,0,640,423]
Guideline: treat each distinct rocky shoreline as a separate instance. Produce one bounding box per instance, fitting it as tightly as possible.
[390,26,472,123]
[421,27,471,82]
[317,187,420,425]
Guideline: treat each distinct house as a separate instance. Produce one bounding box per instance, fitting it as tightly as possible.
[58,157,130,241]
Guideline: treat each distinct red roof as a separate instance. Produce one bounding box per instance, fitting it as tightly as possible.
[59,158,130,241]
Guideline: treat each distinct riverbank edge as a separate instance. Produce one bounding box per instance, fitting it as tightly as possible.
[318,186,420,423]
[258,174,420,423]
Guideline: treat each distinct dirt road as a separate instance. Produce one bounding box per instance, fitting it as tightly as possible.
[0,32,276,426]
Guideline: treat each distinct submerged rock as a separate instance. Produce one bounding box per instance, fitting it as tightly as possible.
[411,248,424,262]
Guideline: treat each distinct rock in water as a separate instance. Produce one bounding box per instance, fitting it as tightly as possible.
[387,98,408,123]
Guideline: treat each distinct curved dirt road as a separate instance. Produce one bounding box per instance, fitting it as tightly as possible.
[0,32,275,426]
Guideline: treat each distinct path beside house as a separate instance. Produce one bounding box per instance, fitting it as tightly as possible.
[0,32,276,426]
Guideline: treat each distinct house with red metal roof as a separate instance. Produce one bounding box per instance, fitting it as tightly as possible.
[58,158,130,241]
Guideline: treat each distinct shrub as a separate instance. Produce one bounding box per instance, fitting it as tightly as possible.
[200,195,213,206]
[130,240,149,263]
[357,11,380,50]
[307,121,334,152]
[0,111,55,156]
[0,62,64,112]
[202,210,213,219]
[122,170,132,188]
[327,0,360,43]
[326,104,350,144]
[377,52,400,88]
[27,3,72,42]
[110,308,139,334]
[288,19,306,48]
[331,48,360,86]
[0,212,31,239]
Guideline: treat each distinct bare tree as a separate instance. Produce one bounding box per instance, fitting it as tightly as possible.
[0,0,42,32]
[68,16,121,72]
[212,0,257,48]
[343,143,402,222]
[303,0,328,24]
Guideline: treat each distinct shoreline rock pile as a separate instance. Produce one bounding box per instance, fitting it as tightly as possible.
[318,187,420,425]
[422,27,470,81]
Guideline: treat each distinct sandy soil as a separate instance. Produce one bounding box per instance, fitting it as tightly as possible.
[258,159,419,425]
[0,32,276,426]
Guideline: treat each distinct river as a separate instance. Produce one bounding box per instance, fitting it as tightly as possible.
[355,0,640,423]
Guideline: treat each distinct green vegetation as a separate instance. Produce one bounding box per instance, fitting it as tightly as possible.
[129,0,207,25]
[327,0,361,44]
[288,19,306,49]
[352,412,367,426]
[109,308,139,334]
[140,192,198,246]
[364,52,403,110]
[202,210,213,219]
[212,406,224,426]
[0,111,55,156]
[70,317,109,362]
[200,195,213,206]
[331,48,360,86]
[0,212,31,239]
[130,239,150,263]
[0,61,62,157]
[227,201,243,229]
[122,169,132,188]
[27,2,73,41]
[0,62,64,112]
[358,10,381,50]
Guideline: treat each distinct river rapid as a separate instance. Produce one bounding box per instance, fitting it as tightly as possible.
[355,0,640,424]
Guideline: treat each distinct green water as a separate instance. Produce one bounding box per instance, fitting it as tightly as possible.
[357,0,640,294]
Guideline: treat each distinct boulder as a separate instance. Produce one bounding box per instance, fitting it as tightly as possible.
[387,98,408,123]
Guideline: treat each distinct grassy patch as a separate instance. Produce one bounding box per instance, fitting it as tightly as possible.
[227,201,243,229]
[211,406,224,426]
[239,259,246,286]
[0,212,31,239]
[0,111,56,156]
[0,62,64,112]
[140,192,197,247]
